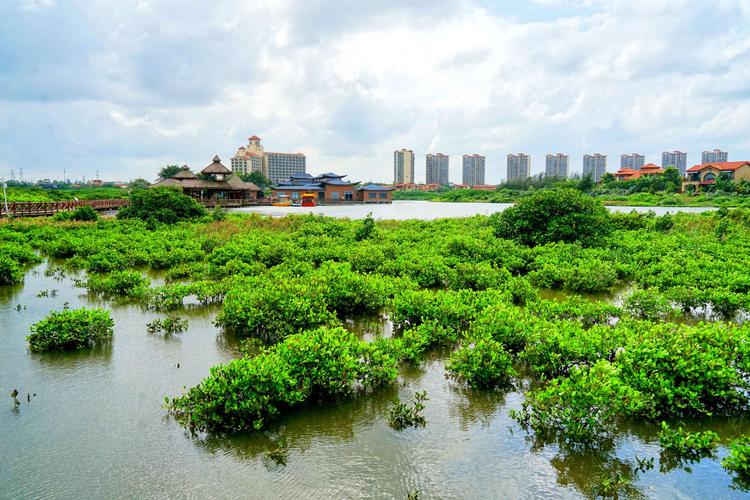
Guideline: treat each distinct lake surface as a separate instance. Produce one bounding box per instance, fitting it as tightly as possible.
[231,201,718,220]
[2,263,747,499]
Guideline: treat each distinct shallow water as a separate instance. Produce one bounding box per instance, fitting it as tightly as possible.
[1,263,748,499]
[230,200,717,220]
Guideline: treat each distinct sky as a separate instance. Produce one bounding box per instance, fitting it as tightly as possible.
[1,0,750,184]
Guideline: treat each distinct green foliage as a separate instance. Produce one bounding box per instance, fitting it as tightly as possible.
[446,337,515,388]
[354,213,376,241]
[658,421,719,460]
[216,279,337,341]
[117,186,207,225]
[512,361,645,446]
[27,308,114,351]
[722,438,750,488]
[158,164,183,180]
[79,270,150,298]
[492,189,611,247]
[623,289,674,320]
[211,205,225,222]
[147,315,188,335]
[166,327,398,432]
[0,256,23,285]
[388,391,428,430]
[239,171,272,189]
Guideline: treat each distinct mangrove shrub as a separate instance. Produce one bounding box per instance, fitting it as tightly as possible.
[27,308,114,351]
[492,189,611,247]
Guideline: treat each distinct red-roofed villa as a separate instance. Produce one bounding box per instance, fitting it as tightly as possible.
[682,161,750,192]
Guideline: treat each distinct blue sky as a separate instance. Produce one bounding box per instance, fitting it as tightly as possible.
[1,0,750,184]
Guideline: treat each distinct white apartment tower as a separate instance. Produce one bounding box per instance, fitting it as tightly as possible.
[426,153,449,185]
[462,154,485,186]
[231,135,267,177]
[507,153,531,181]
[662,151,688,174]
[620,153,645,170]
[545,153,569,178]
[583,154,607,182]
[702,149,728,163]
[394,149,415,184]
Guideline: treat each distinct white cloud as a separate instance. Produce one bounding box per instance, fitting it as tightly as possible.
[1,0,750,183]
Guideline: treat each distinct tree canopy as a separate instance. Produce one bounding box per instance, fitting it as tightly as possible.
[158,165,183,180]
[117,186,207,225]
[492,189,611,247]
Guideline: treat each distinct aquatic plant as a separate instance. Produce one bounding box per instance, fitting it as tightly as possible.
[167,327,398,432]
[722,438,750,489]
[388,391,428,430]
[446,337,515,389]
[79,270,150,298]
[147,315,188,335]
[27,308,114,351]
[117,186,207,225]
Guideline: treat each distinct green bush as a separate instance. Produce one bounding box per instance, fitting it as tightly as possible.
[0,256,24,285]
[216,280,337,341]
[722,438,750,487]
[446,337,515,388]
[167,327,398,432]
[658,421,719,457]
[147,315,188,335]
[511,361,644,445]
[492,189,611,247]
[117,186,206,225]
[623,289,674,320]
[71,205,99,221]
[79,270,150,298]
[27,308,114,351]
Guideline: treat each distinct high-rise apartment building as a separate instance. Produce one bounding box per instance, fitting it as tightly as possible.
[462,154,485,186]
[507,153,531,181]
[394,149,415,184]
[231,135,267,176]
[267,152,306,184]
[230,134,306,183]
[702,149,728,163]
[582,154,607,182]
[545,153,569,178]
[621,153,645,170]
[662,150,688,174]
[426,153,449,185]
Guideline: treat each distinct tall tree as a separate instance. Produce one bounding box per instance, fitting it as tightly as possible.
[158,165,182,180]
[240,171,272,188]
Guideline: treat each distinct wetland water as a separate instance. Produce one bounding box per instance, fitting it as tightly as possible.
[2,262,748,499]
[231,200,718,220]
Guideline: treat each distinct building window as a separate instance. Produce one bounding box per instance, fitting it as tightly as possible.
[379,192,387,199]
[345,191,353,201]
[368,192,376,199]
[331,191,340,200]
[703,172,716,182]
[291,191,299,200]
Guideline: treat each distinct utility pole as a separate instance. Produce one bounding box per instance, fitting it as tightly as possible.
[10,168,15,181]
[19,169,23,183]
[63,169,66,184]
[2,178,8,217]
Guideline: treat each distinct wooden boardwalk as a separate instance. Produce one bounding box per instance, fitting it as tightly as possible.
[1,199,129,218]
[0,198,270,217]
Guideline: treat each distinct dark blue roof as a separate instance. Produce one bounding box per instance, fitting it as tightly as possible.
[358,184,395,191]
[274,184,323,191]
[290,173,313,179]
[318,172,345,178]
[324,179,358,186]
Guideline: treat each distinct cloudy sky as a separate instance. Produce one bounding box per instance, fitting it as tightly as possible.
[2,0,750,184]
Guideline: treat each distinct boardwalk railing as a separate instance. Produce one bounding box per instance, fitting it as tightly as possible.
[1,199,129,218]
